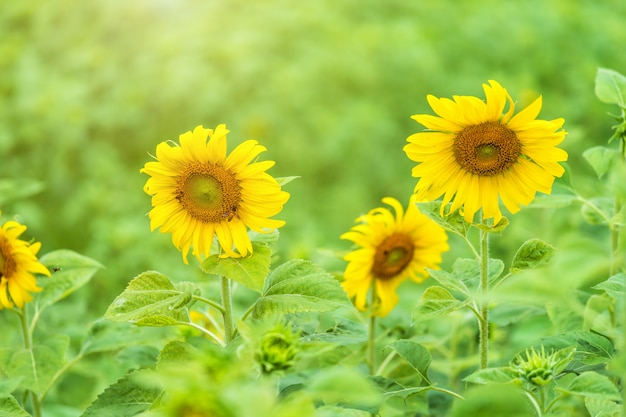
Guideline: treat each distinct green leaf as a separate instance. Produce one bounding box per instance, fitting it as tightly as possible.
[426,268,471,298]
[371,376,431,400]
[3,335,69,396]
[0,378,22,396]
[80,369,162,417]
[559,371,621,401]
[473,217,509,234]
[585,397,621,417]
[0,396,31,417]
[583,146,620,179]
[156,341,197,369]
[415,201,470,238]
[81,320,174,356]
[593,273,626,300]
[201,241,271,292]
[581,197,613,225]
[306,367,380,412]
[386,340,431,383]
[446,258,504,291]
[275,176,300,186]
[0,178,44,206]
[104,271,191,325]
[463,367,518,384]
[595,67,626,107]
[530,194,577,209]
[36,250,103,311]
[413,286,467,322]
[449,384,535,417]
[251,259,350,319]
[509,238,556,273]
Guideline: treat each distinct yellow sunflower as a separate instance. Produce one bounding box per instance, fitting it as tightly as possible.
[404,80,568,223]
[0,217,50,309]
[141,124,290,263]
[341,197,449,317]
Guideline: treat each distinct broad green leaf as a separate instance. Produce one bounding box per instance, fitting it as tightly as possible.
[585,397,621,417]
[581,197,613,225]
[530,194,577,209]
[510,239,556,273]
[413,286,467,323]
[80,369,162,417]
[0,396,31,417]
[156,341,197,369]
[595,67,626,107]
[36,250,103,311]
[464,367,518,385]
[559,371,621,401]
[449,384,535,417]
[201,241,271,292]
[448,258,504,290]
[0,378,21,396]
[4,335,69,396]
[426,268,471,298]
[251,259,350,319]
[307,367,380,412]
[593,273,626,300]
[0,178,44,206]
[371,376,431,400]
[583,146,620,179]
[104,271,191,325]
[302,317,367,345]
[386,340,431,383]
[583,293,614,332]
[81,320,174,356]
[541,331,614,371]
[415,202,469,238]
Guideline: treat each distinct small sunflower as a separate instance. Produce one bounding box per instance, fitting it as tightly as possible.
[404,80,568,223]
[341,197,449,317]
[141,124,289,263]
[0,217,50,309]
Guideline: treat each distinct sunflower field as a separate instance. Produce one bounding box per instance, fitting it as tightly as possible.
[2,1,626,416]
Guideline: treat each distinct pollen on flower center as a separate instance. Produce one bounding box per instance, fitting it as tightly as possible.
[0,242,13,279]
[453,121,521,176]
[371,233,415,280]
[176,162,242,223]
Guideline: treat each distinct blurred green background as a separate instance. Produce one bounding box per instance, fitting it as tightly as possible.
[2,0,626,315]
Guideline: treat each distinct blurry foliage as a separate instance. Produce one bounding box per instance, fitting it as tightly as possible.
[1,0,626,377]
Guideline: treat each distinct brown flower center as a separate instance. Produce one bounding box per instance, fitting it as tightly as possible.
[453,121,521,176]
[0,239,15,280]
[371,233,415,280]
[176,162,242,223]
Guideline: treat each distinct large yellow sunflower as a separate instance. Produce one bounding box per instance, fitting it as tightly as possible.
[404,80,568,223]
[0,217,50,309]
[341,197,449,317]
[141,124,290,263]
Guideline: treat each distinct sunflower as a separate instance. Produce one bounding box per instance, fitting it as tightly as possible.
[0,217,51,309]
[141,124,290,263]
[341,197,448,317]
[404,80,567,223]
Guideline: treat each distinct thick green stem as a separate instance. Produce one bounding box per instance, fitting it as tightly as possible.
[18,307,42,417]
[220,276,234,344]
[479,225,490,369]
[368,283,378,375]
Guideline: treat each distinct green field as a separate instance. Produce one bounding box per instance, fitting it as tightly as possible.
[1,1,626,416]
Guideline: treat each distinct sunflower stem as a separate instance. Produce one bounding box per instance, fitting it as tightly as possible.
[18,306,42,417]
[368,283,378,376]
[220,276,234,344]
[478,221,490,369]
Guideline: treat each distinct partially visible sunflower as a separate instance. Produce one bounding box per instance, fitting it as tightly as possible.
[404,80,567,223]
[141,124,290,263]
[341,197,449,317]
[0,217,50,309]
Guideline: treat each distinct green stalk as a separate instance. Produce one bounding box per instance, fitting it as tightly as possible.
[479,223,490,369]
[368,283,378,376]
[220,276,234,344]
[18,307,42,417]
